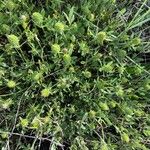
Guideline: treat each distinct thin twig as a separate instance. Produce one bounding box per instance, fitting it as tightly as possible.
[5,84,35,149]
[9,132,64,147]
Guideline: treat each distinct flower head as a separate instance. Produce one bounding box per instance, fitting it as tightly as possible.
[97,31,107,45]
[51,44,60,54]
[7,80,16,88]
[55,22,65,32]
[41,88,51,97]
[63,54,71,64]
[32,12,43,26]
[7,34,20,48]
[99,102,109,111]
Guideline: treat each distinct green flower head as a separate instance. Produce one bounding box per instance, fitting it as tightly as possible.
[20,118,29,128]
[32,12,43,26]
[83,71,92,78]
[55,22,65,32]
[99,102,109,111]
[101,142,108,150]
[109,101,117,108]
[7,34,20,48]
[7,80,16,88]
[63,54,71,64]
[132,37,141,46]
[2,24,10,34]
[6,1,15,10]
[51,44,60,54]
[97,31,107,45]
[89,110,96,118]
[121,133,130,143]
[41,88,51,97]
[101,61,113,73]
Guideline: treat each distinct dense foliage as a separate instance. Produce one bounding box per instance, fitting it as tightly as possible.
[0,0,150,149]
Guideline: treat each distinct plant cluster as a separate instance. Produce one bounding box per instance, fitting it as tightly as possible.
[0,0,150,149]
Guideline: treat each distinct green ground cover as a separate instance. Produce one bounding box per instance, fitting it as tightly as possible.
[0,0,150,149]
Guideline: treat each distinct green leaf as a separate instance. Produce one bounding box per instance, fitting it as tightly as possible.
[63,6,75,25]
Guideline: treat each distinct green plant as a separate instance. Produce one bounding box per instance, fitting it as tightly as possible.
[0,0,150,149]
